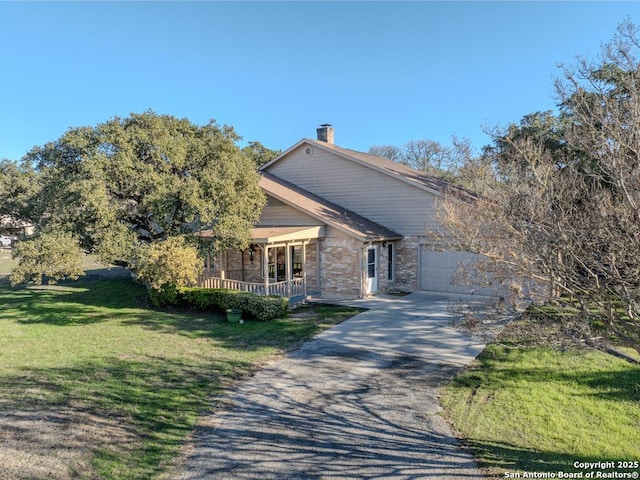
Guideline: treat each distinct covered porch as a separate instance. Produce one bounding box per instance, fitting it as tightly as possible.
[198,226,324,301]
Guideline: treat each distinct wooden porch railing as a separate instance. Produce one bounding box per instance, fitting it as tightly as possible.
[196,276,305,298]
[201,269,243,281]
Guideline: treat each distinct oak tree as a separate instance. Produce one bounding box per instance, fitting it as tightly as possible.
[15,111,265,285]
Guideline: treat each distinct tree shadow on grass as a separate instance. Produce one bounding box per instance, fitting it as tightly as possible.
[456,347,640,403]
[466,438,635,475]
[2,278,330,352]
[0,354,254,479]
[3,278,150,326]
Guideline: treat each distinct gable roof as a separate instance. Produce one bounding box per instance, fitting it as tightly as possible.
[259,172,402,242]
[261,138,477,202]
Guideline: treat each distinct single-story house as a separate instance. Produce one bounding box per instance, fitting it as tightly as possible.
[198,125,504,301]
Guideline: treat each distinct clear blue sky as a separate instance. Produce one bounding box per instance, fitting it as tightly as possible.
[1,1,638,160]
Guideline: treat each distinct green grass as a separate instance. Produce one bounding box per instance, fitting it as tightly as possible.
[440,344,640,476]
[0,247,17,275]
[0,278,360,479]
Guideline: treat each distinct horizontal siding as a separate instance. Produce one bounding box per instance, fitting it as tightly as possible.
[258,195,322,226]
[266,144,442,236]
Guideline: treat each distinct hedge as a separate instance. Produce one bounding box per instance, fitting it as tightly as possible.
[151,286,289,321]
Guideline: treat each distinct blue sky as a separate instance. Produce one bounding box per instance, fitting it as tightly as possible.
[1,1,638,160]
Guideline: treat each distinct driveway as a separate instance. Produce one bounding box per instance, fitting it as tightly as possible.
[175,292,496,480]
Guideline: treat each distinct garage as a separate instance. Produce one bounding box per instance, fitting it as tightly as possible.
[419,247,506,296]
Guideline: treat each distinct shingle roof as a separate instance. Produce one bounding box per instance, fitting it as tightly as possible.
[259,172,402,242]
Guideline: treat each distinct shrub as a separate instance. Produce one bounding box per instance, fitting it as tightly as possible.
[149,284,182,307]
[178,287,288,321]
[136,237,202,291]
[11,230,85,285]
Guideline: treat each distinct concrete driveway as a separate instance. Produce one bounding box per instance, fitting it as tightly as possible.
[175,292,495,480]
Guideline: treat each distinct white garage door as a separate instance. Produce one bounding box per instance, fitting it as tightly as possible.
[419,247,505,296]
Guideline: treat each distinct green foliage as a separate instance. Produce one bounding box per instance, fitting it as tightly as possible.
[10,230,84,285]
[148,284,182,307]
[24,111,266,269]
[241,141,281,167]
[136,236,202,291]
[178,287,289,321]
[0,158,40,224]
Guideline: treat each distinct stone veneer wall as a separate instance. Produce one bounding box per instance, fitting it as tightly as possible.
[242,249,262,283]
[305,242,319,294]
[318,236,363,298]
[393,236,419,292]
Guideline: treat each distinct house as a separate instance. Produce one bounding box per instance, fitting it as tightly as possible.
[198,125,503,300]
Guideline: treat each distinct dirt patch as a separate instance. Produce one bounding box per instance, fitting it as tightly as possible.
[0,407,139,480]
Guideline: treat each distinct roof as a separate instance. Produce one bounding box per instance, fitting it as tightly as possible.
[197,225,325,244]
[261,138,477,202]
[259,172,402,242]
[250,226,325,244]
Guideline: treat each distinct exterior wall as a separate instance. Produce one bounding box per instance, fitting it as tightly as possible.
[305,242,319,294]
[243,249,263,283]
[265,144,443,236]
[258,196,320,226]
[318,230,364,298]
[205,235,423,299]
[393,236,420,292]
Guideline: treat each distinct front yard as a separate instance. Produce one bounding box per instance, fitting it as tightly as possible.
[440,315,640,478]
[0,278,360,479]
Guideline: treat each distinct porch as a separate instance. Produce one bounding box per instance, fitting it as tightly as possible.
[197,225,325,303]
[197,276,306,298]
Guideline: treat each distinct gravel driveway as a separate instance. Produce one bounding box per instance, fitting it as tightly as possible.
[175,293,495,480]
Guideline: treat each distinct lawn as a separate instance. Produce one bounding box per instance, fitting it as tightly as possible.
[0,278,361,479]
[440,316,640,478]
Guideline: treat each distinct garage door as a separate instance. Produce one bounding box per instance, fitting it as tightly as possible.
[419,247,505,296]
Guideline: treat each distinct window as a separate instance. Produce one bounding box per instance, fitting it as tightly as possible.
[367,248,376,278]
[291,245,303,278]
[387,243,394,281]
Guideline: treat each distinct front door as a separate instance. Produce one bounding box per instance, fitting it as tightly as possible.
[365,247,378,294]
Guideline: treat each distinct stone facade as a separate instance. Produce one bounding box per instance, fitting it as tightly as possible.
[318,236,363,298]
[305,242,319,294]
[393,236,419,292]
[242,248,263,283]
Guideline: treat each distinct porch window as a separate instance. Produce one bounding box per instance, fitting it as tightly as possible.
[387,243,394,281]
[268,247,287,282]
[291,245,303,278]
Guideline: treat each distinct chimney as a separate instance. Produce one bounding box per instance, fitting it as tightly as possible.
[316,124,334,144]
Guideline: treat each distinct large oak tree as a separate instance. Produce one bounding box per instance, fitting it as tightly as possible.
[11,111,265,284]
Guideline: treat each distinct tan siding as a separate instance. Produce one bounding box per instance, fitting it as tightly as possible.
[265,145,442,236]
[258,195,322,226]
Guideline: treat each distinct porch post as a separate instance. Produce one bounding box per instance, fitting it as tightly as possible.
[263,245,269,295]
[285,243,291,298]
[220,249,227,280]
[302,241,307,298]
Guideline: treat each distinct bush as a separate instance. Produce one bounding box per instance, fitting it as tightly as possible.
[11,230,85,285]
[136,237,202,291]
[178,288,288,321]
[149,284,182,307]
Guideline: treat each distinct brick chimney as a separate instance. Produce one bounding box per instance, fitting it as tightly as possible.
[316,124,334,144]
